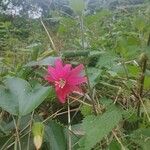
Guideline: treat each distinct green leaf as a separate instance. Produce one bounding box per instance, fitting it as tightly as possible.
[0,77,51,116]
[144,76,150,90]
[109,140,121,150]
[25,56,59,67]
[81,105,93,117]
[100,97,113,108]
[97,51,117,68]
[127,65,140,77]
[130,128,150,150]
[44,120,67,150]
[133,15,146,32]
[87,67,101,87]
[79,106,122,150]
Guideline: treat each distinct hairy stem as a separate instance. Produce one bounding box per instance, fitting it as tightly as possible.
[137,53,147,118]
[79,15,85,49]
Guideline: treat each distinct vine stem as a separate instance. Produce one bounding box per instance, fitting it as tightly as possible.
[68,98,72,150]
[12,116,22,150]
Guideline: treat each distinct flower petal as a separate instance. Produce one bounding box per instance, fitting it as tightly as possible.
[55,85,71,103]
[44,75,54,83]
[62,64,72,78]
[46,59,87,104]
[72,86,83,95]
[55,59,63,70]
[67,76,87,86]
[56,89,67,103]
[47,65,58,80]
[55,84,80,103]
[69,64,84,77]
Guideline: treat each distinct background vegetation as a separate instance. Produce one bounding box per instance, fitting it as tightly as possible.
[0,0,150,149]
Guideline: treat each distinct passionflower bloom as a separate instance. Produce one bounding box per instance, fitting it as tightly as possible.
[45,59,87,103]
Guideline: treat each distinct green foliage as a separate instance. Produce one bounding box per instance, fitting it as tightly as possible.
[109,140,121,150]
[0,1,150,149]
[130,128,150,150]
[87,67,101,87]
[78,105,122,150]
[0,77,51,116]
[44,120,67,150]
[81,105,93,116]
[144,76,150,90]
[25,56,59,67]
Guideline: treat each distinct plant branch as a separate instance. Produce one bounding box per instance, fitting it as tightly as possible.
[40,19,58,53]
[137,53,148,118]
[112,130,126,150]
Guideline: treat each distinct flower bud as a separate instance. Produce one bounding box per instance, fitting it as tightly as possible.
[32,122,44,150]
[33,135,43,150]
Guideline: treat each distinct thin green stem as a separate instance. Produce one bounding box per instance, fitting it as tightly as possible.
[12,116,22,150]
[68,98,72,150]
[79,15,85,49]
[27,111,34,150]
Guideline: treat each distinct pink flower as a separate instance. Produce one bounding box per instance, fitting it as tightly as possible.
[45,59,87,103]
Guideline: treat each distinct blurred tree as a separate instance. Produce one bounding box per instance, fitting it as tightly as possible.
[0,0,145,18]
[0,0,72,18]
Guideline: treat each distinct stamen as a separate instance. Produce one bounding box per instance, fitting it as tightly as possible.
[55,78,66,88]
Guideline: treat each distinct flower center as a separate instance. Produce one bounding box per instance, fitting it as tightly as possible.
[55,78,66,88]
